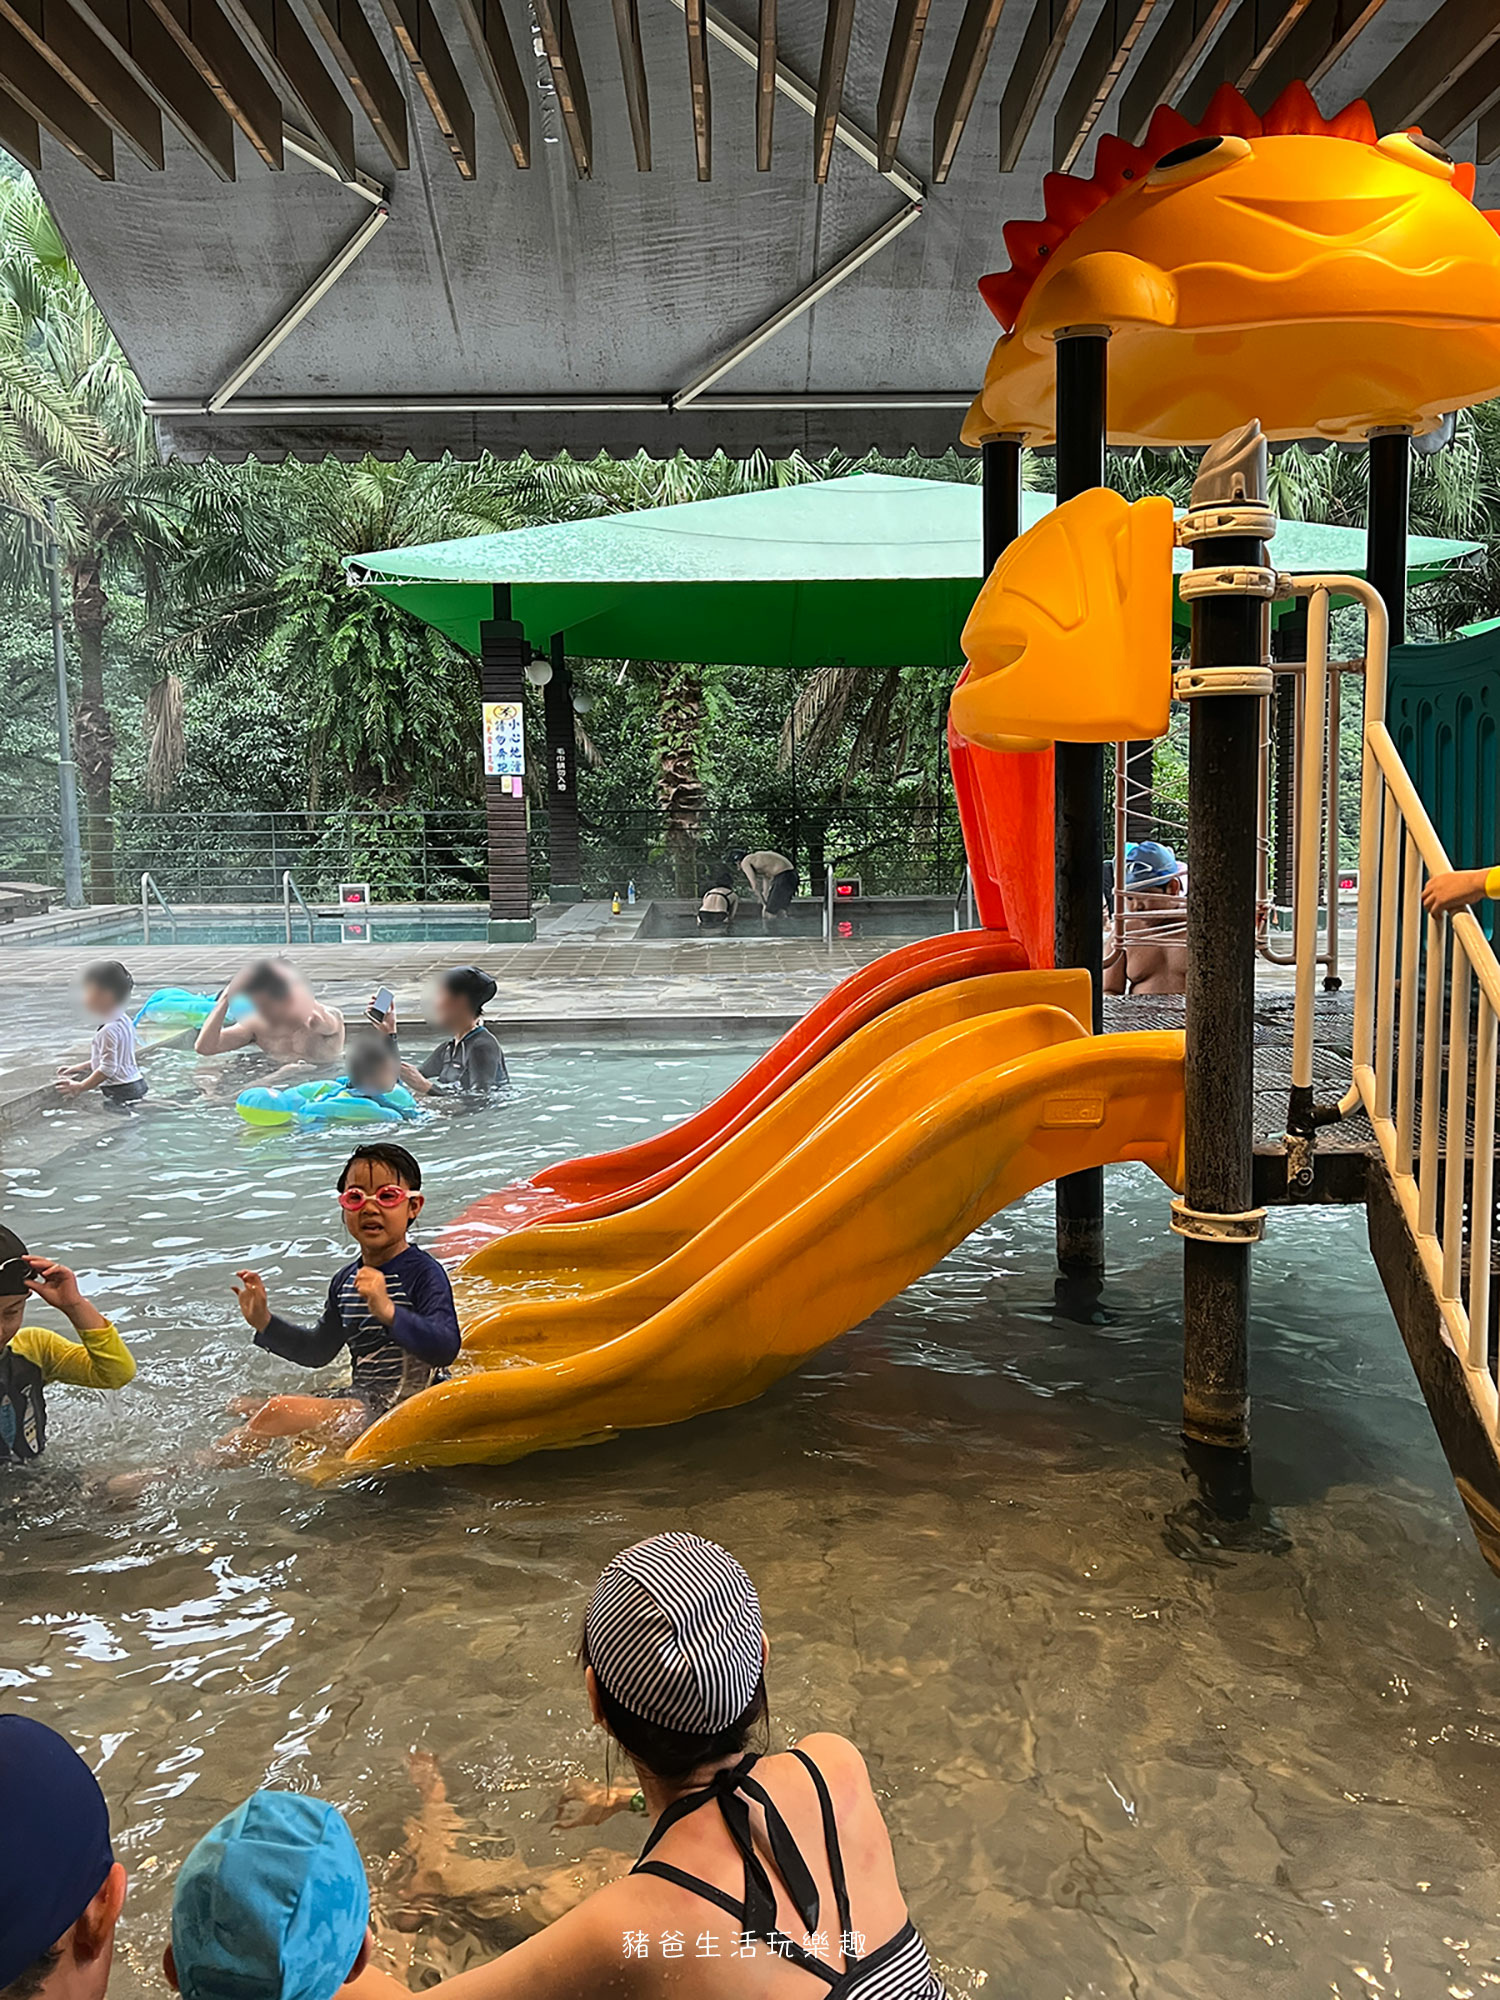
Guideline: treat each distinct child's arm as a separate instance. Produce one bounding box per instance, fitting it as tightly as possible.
[235,1271,348,1368]
[11,1261,136,1388]
[195,979,260,1054]
[56,1066,108,1096]
[354,1260,461,1365]
[1423,866,1500,915]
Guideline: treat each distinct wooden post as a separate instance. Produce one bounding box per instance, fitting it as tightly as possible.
[480,586,535,942]
[543,632,582,901]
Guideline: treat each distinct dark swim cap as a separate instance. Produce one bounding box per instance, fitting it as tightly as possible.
[0,1225,29,1297]
[441,965,497,1013]
[0,1716,115,1986]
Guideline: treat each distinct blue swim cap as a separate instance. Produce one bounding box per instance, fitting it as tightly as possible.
[171,1793,369,2000]
[1124,840,1185,889]
[0,1716,115,1987]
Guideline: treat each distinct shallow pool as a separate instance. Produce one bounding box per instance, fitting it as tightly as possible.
[2,1041,1499,1999]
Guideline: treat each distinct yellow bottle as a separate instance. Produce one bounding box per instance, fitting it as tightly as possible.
[611,893,622,914]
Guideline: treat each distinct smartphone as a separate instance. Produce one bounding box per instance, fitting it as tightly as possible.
[369,986,395,1021]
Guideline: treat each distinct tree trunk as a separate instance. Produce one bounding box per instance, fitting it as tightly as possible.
[70,554,115,904]
[656,664,706,896]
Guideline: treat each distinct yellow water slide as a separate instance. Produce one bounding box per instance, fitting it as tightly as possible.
[346,972,1184,1470]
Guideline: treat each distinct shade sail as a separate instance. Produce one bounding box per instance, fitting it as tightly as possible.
[350,472,1479,665]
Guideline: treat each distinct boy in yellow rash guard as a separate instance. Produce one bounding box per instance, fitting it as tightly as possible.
[0,1225,135,1462]
[1423,866,1500,916]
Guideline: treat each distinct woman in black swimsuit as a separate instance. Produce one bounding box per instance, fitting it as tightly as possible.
[371,966,508,1098]
[426,1533,946,2000]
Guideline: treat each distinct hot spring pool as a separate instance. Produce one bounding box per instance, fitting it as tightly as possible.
[1,1039,1498,1998]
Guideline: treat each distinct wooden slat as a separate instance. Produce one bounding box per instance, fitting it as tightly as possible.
[532,0,590,175]
[812,0,854,181]
[376,0,475,175]
[1363,0,1500,133]
[451,0,529,167]
[1246,0,1382,108]
[932,0,1005,183]
[1479,95,1500,161]
[71,0,235,174]
[0,9,113,167]
[1179,0,1312,119]
[683,0,709,180]
[998,0,1083,169]
[220,0,350,170]
[0,0,162,163]
[1118,0,1234,145]
[755,0,773,166]
[1052,0,1156,168]
[1423,39,1500,146]
[296,0,406,168]
[608,0,648,168]
[142,0,282,165]
[875,0,929,170]
[0,76,40,157]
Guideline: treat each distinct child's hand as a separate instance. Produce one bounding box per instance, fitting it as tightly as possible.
[398,1062,430,1094]
[353,1266,395,1325]
[1422,866,1492,916]
[24,1258,84,1313]
[369,994,397,1033]
[233,1270,272,1332]
[55,1078,86,1097]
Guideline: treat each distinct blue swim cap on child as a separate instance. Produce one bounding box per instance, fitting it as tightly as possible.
[0,1715,116,1987]
[171,1793,369,2000]
[1124,840,1185,889]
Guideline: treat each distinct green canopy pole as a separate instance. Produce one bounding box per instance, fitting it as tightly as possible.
[480,584,536,943]
[543,632,582,902]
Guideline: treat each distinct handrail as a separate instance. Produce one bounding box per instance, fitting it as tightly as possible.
[282,869,316,944]
[140,871,176,944]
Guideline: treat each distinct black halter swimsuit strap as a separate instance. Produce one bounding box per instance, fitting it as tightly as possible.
[788,1749,856,1954]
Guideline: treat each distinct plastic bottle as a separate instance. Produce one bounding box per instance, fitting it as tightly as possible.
[611,892,622,914]
[626,879,637,905]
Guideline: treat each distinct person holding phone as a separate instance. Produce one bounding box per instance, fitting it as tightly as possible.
[369,966,508,1099]
[0,1225,136,1462]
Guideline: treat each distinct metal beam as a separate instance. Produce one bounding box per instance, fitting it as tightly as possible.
[451,0,528,166]
[1422,36,1500,145]
[0,10,114,169]
[209,197,388,408]
[283,120,383,195]
[221,0,350,170]
[532,0,590,176]
[1180,0,1313,119]
[1052,0,1156,168]
[0,0,162,164]
[673,200,922,405]
[998,0,1083,170]
[1364,0,1500,133]
[875,0,928,170]
[376,0,475,176]
[683,0,710,179]
[142,0,283,165]
[755,0,773,165]
[1246,0,1382,107]
[71,0,234,171]
[932,0,1005,184]
[295,0,406,169]
[1118,0,1234,145]
[812,0,854,181]
[151,389,973,414]
[608,0,648,167]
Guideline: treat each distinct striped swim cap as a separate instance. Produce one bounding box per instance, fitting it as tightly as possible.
[585,1533,764,1734]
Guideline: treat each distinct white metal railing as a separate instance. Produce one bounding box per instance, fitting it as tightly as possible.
[282,869,316,944]
[140,870,176,943]
[1292,577,1500,1440]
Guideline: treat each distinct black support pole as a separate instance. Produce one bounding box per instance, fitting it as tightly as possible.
[543,632,582,902]
[980,435,1023,575]
[1054,331,1109,1273]
[479,583,536,943]
[1366,429,1410,651]
[1270,600,1306,912]
[1180,429,1268,1454]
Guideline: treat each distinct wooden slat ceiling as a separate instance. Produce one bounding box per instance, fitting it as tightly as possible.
[0,0,1475,186]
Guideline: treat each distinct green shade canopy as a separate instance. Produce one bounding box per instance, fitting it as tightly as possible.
[349,473,1479,667]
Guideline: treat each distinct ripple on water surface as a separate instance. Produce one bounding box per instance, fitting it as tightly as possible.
[1,1040,1499,1998]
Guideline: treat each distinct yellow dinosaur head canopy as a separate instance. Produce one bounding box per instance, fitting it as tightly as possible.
[963,81,1500,448]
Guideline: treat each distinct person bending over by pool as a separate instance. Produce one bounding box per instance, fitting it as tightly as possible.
[0,1717,129,2000]
[418,1531,947,2000]
[733,849,798,921]
[226,1143,459,1451]
[0,1227,135,1464]
[196,959,345,1081]
[696,870,738,933]
[57,960,147,1108]
[370,966,508,1098]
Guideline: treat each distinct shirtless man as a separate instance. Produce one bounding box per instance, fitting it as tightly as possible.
[1108,840,1187,997]
[734,847,798,919]
[194,958,345,1081]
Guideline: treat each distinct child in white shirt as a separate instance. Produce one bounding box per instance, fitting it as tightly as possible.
[57,960,147,1106]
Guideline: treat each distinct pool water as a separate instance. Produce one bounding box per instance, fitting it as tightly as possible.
[15,915,495,948]
[2,1041,1499,1999]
